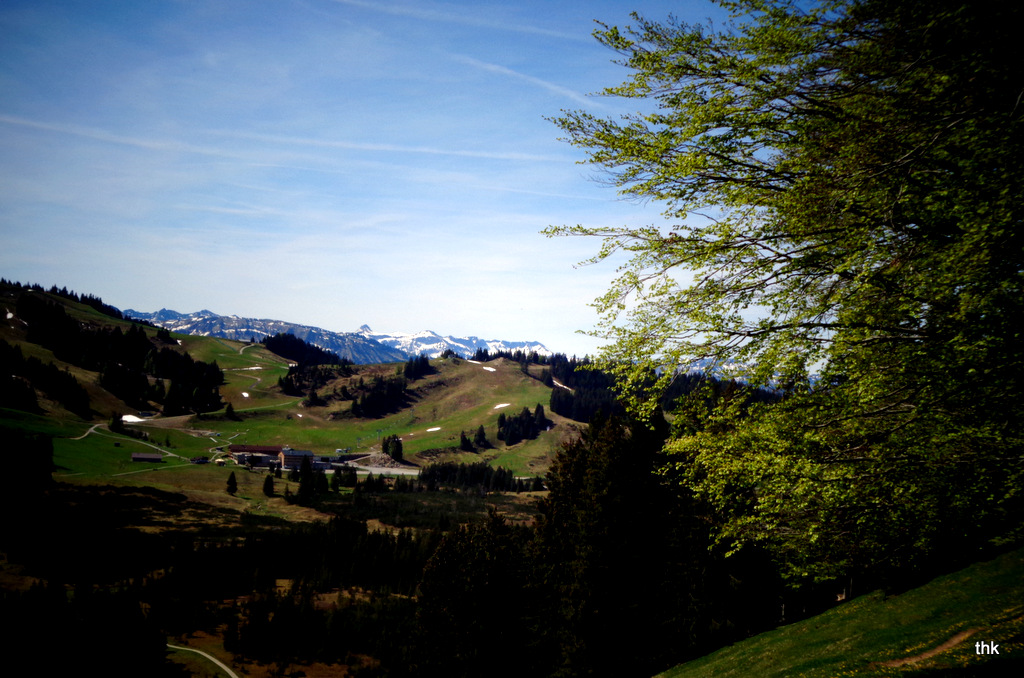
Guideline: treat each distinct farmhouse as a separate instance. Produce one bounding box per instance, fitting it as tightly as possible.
[131,452,163,463]
[280,447,315,471]
[228,444,283,456]
[229,444,283,468]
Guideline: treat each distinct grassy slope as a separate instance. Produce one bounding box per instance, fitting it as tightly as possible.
[658,547,1024,678]
[9,330,566,480]
[3,292,571,523]
[192,356,568,475]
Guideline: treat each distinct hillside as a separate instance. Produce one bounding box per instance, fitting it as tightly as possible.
[657,547,1024,678]
[5,281,1022,678]
[2,283,570,500]
[224,355,575,474]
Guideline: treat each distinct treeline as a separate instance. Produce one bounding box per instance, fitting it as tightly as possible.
[12,292,223,414]
[471,347,548,363]
[281,370,410,418]
[545,354,623,423]
[345,461,542,496]
[278,364,353,398]
[417,461,543,493]
[1,278,124,320]
[349,374,408,418]
[261,332,350,368]
[496,404,548,445]
[266,333,355,397]
[465,348,623,424]
[403,353,432,379]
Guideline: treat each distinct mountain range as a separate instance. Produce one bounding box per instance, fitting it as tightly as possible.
[123,308,551,364]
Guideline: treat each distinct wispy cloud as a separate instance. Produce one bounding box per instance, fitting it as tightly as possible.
[452,54,596,107]
[0,114,242,159]
[0,114,565,164]
[329,0,588,41]
[210,129,566,162]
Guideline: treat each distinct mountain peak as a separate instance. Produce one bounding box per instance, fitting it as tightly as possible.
[124,309,552,361]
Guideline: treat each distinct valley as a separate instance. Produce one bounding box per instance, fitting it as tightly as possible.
[4,282,1019,678]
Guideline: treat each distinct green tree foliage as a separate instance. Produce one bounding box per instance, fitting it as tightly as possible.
[262,473,274,497]
[297,455,315,504]
[349,374,407,418]
[417,461,524,494]
[382,434,403,462]
[473,424,488,448]
[226,471,237,496]
[403,353,432,379]
[302,388,327,408]
[278,364,352,398]
[496,405,545,445]
[549,0,1024,582]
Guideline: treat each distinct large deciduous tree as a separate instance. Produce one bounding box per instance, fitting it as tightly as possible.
[550,0,1024,581]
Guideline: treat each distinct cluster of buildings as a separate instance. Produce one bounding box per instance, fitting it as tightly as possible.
[228,444,356,472]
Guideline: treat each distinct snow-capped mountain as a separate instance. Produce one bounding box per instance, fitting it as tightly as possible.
[123,309,552,363]
[124,309,407,365]
[356,325,552,359]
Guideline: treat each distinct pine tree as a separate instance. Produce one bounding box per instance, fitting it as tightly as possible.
[297,455,315,504]
[262,473,274,497]
[226,471,237,496]
[534,404,546,430]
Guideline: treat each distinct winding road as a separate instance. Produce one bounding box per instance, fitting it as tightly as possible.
[166,644,240,678]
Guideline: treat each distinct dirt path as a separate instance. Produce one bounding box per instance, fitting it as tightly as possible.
[69,421,188,465]
[166,644,240,678]
[70,423,103,440]
[873,628,981,668]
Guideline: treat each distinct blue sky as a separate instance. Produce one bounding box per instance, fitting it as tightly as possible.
[1,0,727,356]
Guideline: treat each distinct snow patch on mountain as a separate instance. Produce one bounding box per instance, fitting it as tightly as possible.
[125,309,406,365]
[356,325,552,359]
[124,310,554,363]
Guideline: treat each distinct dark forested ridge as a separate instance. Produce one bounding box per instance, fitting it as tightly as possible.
[261,332,350,368]
[2,281,224,416]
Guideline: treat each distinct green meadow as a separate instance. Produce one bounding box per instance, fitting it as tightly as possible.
[658,548,1024,678]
